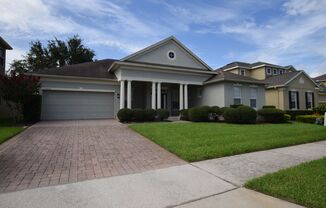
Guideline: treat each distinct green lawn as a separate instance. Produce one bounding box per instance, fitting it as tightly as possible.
[245,158,326,208]
[0,127,24,144]
[130,122,326,162]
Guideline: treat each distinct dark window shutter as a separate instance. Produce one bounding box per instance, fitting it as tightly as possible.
[305,92,308,109]
[312,93,315,108]
[296,91,300,109]
[289,91,292,109]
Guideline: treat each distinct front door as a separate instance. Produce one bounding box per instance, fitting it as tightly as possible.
[171,88,179,116]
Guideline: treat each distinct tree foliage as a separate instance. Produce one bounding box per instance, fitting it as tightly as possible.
[9,35,95,74]
[0,73,40,122]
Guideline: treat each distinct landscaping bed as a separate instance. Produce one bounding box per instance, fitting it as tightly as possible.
[245,157,326,208]
[130,122,326,162]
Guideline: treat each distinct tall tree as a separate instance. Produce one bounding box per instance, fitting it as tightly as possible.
[10,35,95,74]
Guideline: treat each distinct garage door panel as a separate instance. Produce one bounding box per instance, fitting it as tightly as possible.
[42,90,114,120]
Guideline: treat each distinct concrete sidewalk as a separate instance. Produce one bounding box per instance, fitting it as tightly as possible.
[193,140,326,186]
[1,141,325,208]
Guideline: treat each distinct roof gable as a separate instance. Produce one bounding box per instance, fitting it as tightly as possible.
[121,36,212,71]
[265,71,319,88]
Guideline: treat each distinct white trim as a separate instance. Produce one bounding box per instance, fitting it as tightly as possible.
[157,82,161,109]
[179,84,184,110]
[152,82,156,109]
[223,66,251,71]
[120,36,213,71]
[42,87,115,93]
[167,50,176,60]
[127,80,132,109]
[26,73,118,83]
[109,61,216,75]
[120,80,125,109]
[184,84,188,109]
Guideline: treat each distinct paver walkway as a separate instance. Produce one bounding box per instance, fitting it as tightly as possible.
[0,120,185,193]
[1,141,325,208]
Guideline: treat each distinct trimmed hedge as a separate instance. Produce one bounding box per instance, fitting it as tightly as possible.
[188,106,211,122]
[285,110,313,120]
[117,108,133,122]
[223,106,257,124]
[180,109,189,121]
[257,108,286,123]
[230,104,243,108]
[145,109,156,121]
[22,95,41,123]
[132,109,146,122]
[313,104,326,115]
[262,105,276,109]
[284,114,291,122]
[296,115,324,124]
[157,109,169,121]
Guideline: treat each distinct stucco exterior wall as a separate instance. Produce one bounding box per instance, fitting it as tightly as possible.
[129,41,206,69]
[265,88,285,110]
[317,92,326,105]
[284,74,318,110]
[250,67,266,80]
[224,82,265,109]
[200,82,225,107]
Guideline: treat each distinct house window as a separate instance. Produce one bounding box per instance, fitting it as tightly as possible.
[273,68,278,75]
[250,88,257,109]
[306,92,314,109]
[279,70,284,75]
[289,91,299,109]
[167,50,176,60]
[233,86,241,105]
[266,67,271,75]
[240,69,245,76]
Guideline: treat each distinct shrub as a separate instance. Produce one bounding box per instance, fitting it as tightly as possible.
[262,105,276,109]
[180,109,189,121]
[284,114,291,122]
[188,106,210,122]
[230,104,243,108]
[296,115,324,124]
[285,110,313,120]
[157,109,169,121]
[223,106,257,124]
[257,108,286,123]
[22,94,41,123]
[313,104,326,115]
[117,108,133,122]
[132,109,146,122]
[220,107,228,115]
[145,109,156,121]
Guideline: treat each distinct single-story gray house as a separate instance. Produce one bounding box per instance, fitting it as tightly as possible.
[30,36,266,120]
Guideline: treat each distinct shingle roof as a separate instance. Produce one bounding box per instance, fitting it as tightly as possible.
[264,71,302,87]
[217,61,252,70]
[314,74,326,82]
[33,59,117,79]
[205,71,266,85]
[219,61,296,71]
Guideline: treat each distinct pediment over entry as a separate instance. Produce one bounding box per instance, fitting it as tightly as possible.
[121,36,212,71]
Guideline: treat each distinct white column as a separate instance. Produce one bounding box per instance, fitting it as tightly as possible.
[184,84,188,109]
[152,82,156,109]
[127,80,132,109]
[120,80,125,109]
[179,84,184,110]
[157,82,161,109]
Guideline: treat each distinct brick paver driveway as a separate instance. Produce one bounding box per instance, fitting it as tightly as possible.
[0,120,185,193]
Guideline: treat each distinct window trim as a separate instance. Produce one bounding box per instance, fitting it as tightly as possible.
[239,69,245,76]
[233,86,242,105]
[306,91,313,110]
[167,50,176,60]
[273,68,278,75]
[290,90,298,110]
[250,87,257,109]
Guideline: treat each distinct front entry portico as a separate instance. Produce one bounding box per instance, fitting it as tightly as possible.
[119,80,191,116]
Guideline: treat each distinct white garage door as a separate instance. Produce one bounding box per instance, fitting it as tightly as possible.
[42,90,114,120]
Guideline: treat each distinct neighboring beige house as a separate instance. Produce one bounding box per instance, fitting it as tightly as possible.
[313,74,326,105]
[219,62,320,110]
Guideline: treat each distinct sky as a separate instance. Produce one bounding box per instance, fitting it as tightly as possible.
[1,0,326,77]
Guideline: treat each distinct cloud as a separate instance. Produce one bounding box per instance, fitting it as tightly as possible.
[5,48,26,72]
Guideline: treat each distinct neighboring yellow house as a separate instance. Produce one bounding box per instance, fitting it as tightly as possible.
[219,62,320,110]
[313,74,326,105]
